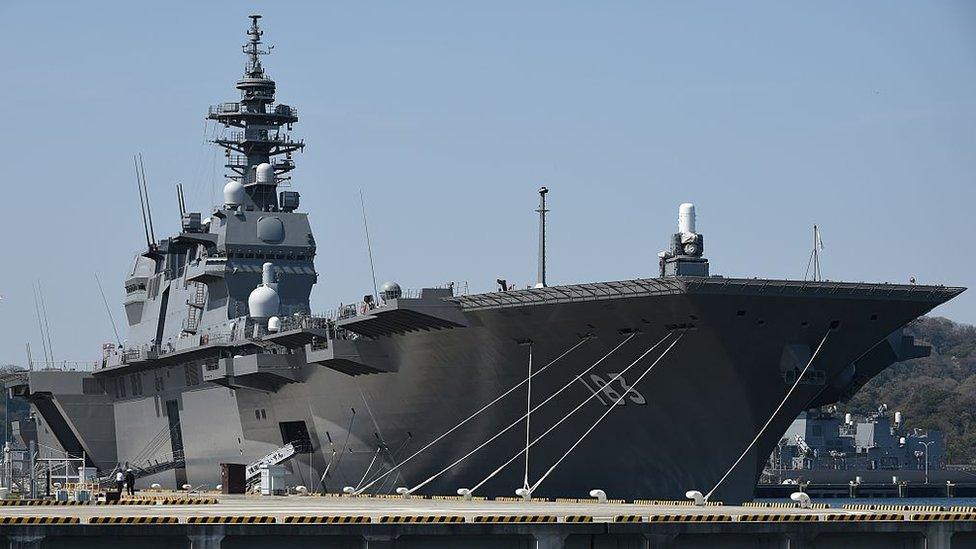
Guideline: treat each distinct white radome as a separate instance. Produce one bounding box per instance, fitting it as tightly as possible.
[223,180,246,207]
[256,163,274,184]
[248,285,279,319]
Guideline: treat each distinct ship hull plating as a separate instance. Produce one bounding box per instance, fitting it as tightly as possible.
[70,283,954,503]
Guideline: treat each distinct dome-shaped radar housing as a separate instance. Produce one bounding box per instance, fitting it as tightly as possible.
[248,285,280,319]
[248,262,280,319]
[255,163,274,185]
[380,281,402,301]
[223,180,246,207]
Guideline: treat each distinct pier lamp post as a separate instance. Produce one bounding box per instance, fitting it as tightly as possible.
[918,441,934,484]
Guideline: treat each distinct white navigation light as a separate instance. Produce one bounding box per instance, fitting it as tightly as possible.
[685,490,704,506]
[678,203,696,234]
[256,162,274,184]
[790,491,812,509]
[223,179,246,207]
[248,262,280,319]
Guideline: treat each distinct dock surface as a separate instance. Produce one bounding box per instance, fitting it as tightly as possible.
[0,495,974,548]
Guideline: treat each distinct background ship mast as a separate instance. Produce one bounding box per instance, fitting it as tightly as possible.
[208,14,304,211]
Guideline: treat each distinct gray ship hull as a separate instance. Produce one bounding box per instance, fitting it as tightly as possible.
[18,278,961,503]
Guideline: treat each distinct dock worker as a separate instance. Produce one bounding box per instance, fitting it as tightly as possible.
[125,469,136,496]
[115,468,124,492]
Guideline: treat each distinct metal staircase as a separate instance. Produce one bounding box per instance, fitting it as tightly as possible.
[182,282,207,334]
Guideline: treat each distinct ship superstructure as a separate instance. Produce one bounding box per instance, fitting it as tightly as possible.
[8,15,965,503]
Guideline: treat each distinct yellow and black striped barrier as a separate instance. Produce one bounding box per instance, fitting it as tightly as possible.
[841,504,875,511]
[473,515,558,523]
[646,514,732,522]
[283,516,371,524]
[741,501,830,510]
[99,499,157,506]
[614,515,643,523]
[379,516,464,524]
[738,514,818,522]
[89,516,179,524]
[157,497,218,505]
[949,506,976,513]
[910,513,976,522]
[0,500,93,506]
[0,517,80,524]
[563,515,593,523]
[824,513,903,522]
[186,516,275,524]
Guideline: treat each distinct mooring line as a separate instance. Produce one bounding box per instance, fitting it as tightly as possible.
[704,328,832,501]
[353,336,591,494]
[529,333,685,494]
[468,332,680,494]
[403,333,646,495]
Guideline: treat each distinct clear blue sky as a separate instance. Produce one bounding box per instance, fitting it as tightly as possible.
[0,1,973,365]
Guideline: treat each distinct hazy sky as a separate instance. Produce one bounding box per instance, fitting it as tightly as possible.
[0,1,973,365]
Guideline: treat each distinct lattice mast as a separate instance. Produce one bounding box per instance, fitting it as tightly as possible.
[208,14,305,210]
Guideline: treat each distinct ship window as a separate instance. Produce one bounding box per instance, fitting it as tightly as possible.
[830,320,841,330]
[801,321,809,327]
[736,310,746,317]
[870,314,878,321]
[261,409,267,419]
[756,319,766,326]
[255,410,261,420]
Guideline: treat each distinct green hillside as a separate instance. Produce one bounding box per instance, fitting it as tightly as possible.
[844,317,976,463]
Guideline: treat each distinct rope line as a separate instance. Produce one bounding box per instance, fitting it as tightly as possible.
[529,334,684,493]
[523,344,532,490]
[704,328,832,501]
[354,447,382,491]
[354,336,591,494]
[404,333,644,495]
[467,333,672,495]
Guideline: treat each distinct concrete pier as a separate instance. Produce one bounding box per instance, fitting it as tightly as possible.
[0,495,975,548]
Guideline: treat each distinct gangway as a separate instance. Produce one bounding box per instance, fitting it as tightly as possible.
[245,442,298,484]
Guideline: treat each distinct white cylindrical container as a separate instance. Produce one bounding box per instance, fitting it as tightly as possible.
[678,203,696,234]
[262,262,275,285]
[895,411,902,424]
[845,413,852,425]
[267,316,281,332]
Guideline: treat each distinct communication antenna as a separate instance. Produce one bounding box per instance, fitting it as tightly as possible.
[176,183,187,217]
[359,189,379,302]
[95,273,123,347]
[36,281,55,366]
[31,284,50,365]
[134,155,152,249]
[139,154,157,245]
[804,225,825,281]
[535,187,549,288]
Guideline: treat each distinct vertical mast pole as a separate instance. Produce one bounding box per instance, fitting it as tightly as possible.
[536,187,549,288]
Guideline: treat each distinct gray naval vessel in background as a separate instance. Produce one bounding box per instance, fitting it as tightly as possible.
[9,15,965,503]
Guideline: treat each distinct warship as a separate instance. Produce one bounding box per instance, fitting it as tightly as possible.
[8,15,964,503]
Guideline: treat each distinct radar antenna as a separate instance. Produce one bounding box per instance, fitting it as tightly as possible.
[209,14,303,211]
[804,225,824,282]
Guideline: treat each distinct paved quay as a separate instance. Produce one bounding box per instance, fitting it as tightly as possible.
[0,495,974,548]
